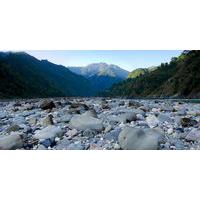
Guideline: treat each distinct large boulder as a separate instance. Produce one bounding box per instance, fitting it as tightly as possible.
[34,125,63,140]
[118,127,163,150]
[0,133,24,150]
[69,113,103,131]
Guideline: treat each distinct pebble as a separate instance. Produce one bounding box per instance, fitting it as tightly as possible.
[0,98,200,150]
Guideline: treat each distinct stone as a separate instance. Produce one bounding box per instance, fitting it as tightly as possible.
[157,113,173,123]
[42,114,54,126]
[185,130,200,141]
[56,115,72,123]
[37,144,47,150]
[55,137,71,150]
[6,124,21,133]
[29,117,37,126]
[128,100,142,108]
[146,115,159,128]
[82,129,97,137]
[83,110,97,118]
[167,128,174,135]
[40,139,52,148]
[108,112,136,123]
[0,133,24,150]
[69,114,103,131]
[0,112,6,119]
[118,127,162,150]
[181,117,198,127]
[67,142,85,150]
[34,126,64,140]
[66,129,78,138]
[104,128,121,142]
[40,100,55,110]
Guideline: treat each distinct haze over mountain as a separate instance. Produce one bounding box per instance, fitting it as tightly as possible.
[68,63,129,92]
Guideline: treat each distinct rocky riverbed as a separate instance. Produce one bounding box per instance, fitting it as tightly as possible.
[0,98,200,150]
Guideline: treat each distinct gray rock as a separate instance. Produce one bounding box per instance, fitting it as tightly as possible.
[108,112,136,123]
[157,113,173,123]
[0,133,24,150]
[67,142,85,150]
[118,127,162,150]
[69,114,103,131]
[40,100,55,110]
[42,115,54,126]
[104,128,121,142]
[56,115,72,123]
[34,126,63,140]
[185,129,200,141]
[0,112,6,119]
[55,137,71,150]
[146,115,159,128]
[6,124,21,133]
[37,144,47,150]
[181,117,198,127]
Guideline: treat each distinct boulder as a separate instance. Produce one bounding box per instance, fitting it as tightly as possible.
[40,100,55,110]
[181,117,198,127]
[157,113,173,123]
[108,112,136,123]
[69,114,103,131]
[185,129,200,141]
[118,127,163,150]
[6,124,21,133]
[0,133,24,150]
[42,114,54,126]
[146,115,159,128]
[34,126,63,140]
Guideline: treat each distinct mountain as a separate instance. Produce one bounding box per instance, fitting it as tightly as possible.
[105,50,200,98]
[128,68,148,79]
[68,63,129,92]
[128,67,158,79]
[0,52,94,98]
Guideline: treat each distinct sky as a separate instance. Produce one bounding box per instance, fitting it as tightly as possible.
[26,50,182,72]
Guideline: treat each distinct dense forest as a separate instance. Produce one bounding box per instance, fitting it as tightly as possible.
[105,50,200,98]
[0,52,94,98]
